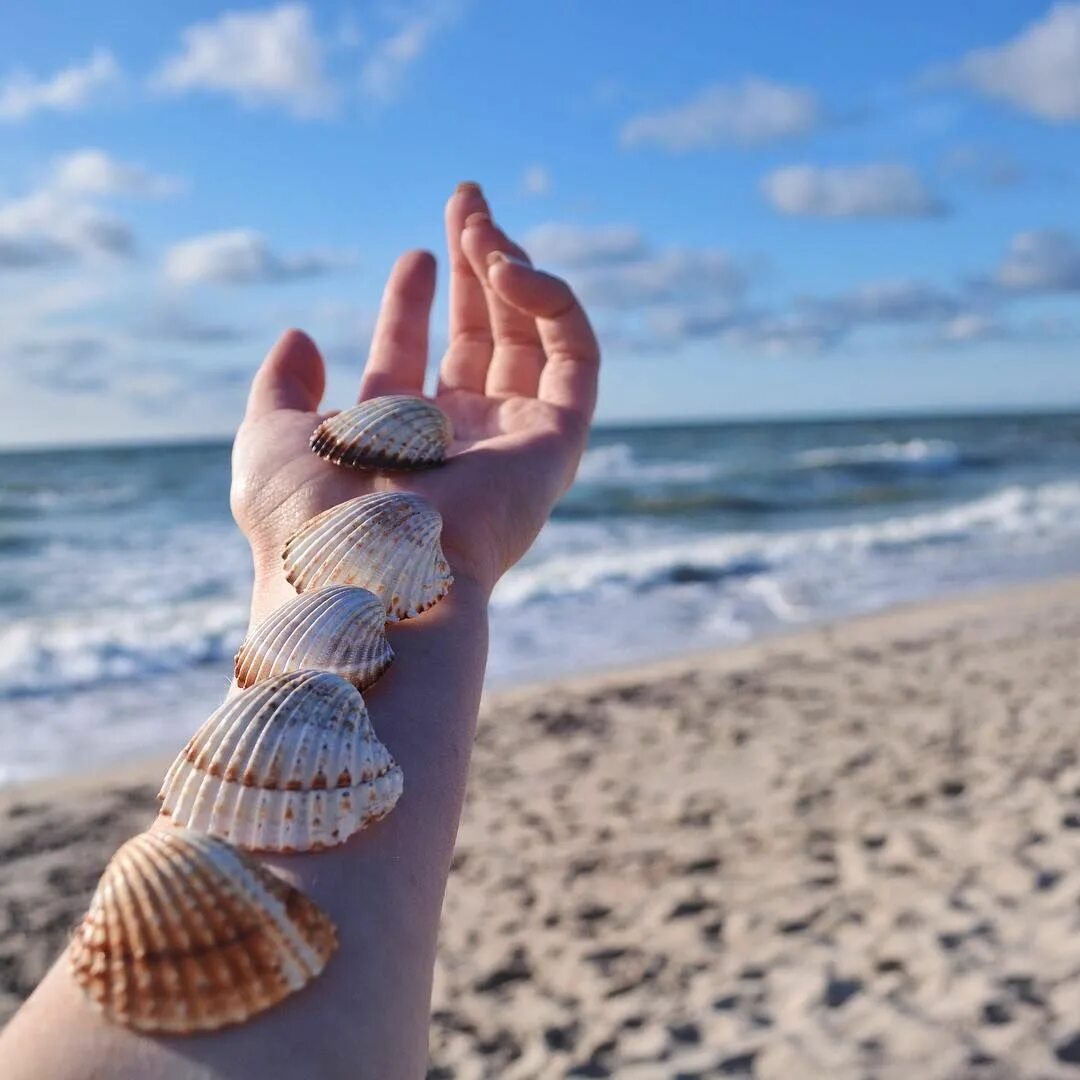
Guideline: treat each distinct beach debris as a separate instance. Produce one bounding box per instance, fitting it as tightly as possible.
[283,491,453,620]
[310,395,453,471]
[235,585,393,691]
[159,670,403,852]
[68,827,337,1033]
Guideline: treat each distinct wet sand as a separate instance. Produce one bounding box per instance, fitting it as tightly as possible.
[5,578,1080,1077]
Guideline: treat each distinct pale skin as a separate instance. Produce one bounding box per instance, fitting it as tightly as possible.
[0,183,600,1079]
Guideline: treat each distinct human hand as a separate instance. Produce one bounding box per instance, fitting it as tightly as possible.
[230,183,600,619]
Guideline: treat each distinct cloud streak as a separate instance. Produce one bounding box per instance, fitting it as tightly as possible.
[761,163,945,218]
[0,49,120,122]
[621,78,821,151]
[164,229,352,285]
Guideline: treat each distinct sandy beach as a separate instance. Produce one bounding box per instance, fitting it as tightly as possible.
[5,578,1080,1077]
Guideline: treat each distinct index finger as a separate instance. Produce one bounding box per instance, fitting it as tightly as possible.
[485,253,600,420]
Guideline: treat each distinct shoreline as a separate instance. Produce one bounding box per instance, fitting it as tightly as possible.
[6,572,1080,799]
[6,573,1080,1075]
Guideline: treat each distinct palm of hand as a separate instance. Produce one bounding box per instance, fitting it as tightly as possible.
[232,389,579,593]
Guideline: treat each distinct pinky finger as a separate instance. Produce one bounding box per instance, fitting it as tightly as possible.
[485,252,600,420]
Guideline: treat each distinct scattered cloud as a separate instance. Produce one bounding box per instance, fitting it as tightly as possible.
[164,229,352,285]
[524,223,646,268]
[575,249,747,310]
[808,279,960,324]
[521,165,551,197]
[951,2,1080,121]
[0,48,120,122]
[51,149,183,198]
[941,143,1025,188]
[152,3,335,118]
[359,2,458,101]
[136,305,247,344]
[940,312,1005,344]
[761,163,946,218]
[0,190,133,269]
[993,228,1080,293]
[620,78,821,151]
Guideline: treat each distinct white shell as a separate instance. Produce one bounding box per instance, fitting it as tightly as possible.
[235,585,393,690]
[310,395,453,471]
[283,492,453,620]
[159,670,403,851]
[69,827,337,1033]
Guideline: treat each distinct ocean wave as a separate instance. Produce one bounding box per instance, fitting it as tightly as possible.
[576,442,720,485]
[794,438,962,473]
[496,481,1080,606]
[0,599,246,699]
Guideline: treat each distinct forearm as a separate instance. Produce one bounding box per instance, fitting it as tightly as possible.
[0,575,490,1080]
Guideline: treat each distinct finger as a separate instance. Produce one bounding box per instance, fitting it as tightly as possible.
[360,249,436,400]
[485,254,600,419]
[245,328,325,420]
[438,182,493,394]
[460,214,545,399]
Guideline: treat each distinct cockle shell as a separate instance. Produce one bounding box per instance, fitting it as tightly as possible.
[310,395,453,471]
[283,492,453,620]
[68,827,337,1033]
[235,585,393,690]
[158,670,403,851]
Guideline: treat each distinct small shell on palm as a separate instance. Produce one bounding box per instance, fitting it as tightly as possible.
[309,395,453,471]
[68,827,337,1033]
[235,585,393,691]
[283,492,453,620]
[159,670,403,852]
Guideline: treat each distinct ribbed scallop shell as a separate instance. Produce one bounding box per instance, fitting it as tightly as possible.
[235,585,393,690]
[159,670,403,851]
[310,395,453,471]
[68,827,337,1033]
[282,492,453,620]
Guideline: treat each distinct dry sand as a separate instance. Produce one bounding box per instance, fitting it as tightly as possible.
[5,578,1080,1077]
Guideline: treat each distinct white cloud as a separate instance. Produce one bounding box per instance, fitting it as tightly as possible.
[521,165,551,197]
[954,2,1080,121]
[575,249,747,310]
[0,190,133,269]
[812,279,959,323]
[620,78,821,151]
[941,313,1004,343]
[153,4,335,118]
[761,163,945,218]
[524,223,646,268]
[0,48,120,122]
[994,229,1080,292]
[359,4,456,101]
[164,229,351,285]
[52,149,182,198]
[941,143,1025,188]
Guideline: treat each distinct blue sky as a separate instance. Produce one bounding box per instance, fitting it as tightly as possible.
[1,0,1079,446]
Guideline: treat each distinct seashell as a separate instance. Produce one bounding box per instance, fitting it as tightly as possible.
[235,585,393,691]
[68,827,337,1033]
[310,395,453,471]
[283,492,453,620]
[159,670,403,852]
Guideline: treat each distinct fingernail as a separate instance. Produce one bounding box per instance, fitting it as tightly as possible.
[486,250,532,270]
[456,181,483,196]
[464,211,491,229]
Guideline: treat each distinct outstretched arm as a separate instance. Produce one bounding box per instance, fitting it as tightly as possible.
[0,184,599,1079]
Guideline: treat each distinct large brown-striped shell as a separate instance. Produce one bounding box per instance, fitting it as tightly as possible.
[234,585,393,690]
[68,827,337,1033]
[309,395,452,471]
[159,670,403,851]
[282,492,453,620]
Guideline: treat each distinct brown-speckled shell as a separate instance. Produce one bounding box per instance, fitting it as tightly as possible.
[282,491,453,620]
[234,585,393,690]
[68,827,337,1033]
[309,395,452,471]
[158,670,403,851]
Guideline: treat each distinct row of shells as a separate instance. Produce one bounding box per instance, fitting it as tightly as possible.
[69,396,454,1034]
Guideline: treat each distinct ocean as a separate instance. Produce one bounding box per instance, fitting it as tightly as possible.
[5,410,1080,785]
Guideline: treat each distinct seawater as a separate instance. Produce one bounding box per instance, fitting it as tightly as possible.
[5,410,1080,783]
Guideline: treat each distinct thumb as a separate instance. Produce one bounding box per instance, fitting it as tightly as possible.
[245,329,326,419]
